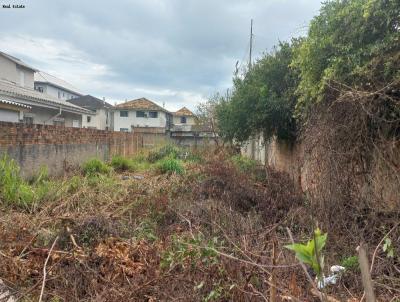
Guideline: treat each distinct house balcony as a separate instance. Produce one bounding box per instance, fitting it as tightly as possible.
[171,124,194,132]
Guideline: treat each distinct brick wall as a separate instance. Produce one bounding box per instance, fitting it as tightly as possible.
[0,122,146,178]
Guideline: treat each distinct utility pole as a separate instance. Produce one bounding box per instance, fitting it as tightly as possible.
[249,19,253,70]
[248,19,256,160]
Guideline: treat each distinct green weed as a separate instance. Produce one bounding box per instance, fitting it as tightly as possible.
[82,158,110,176]
[230,154,257,173]
[0,155,55,209]
[147,144,180,163]
[110,155,136,172]
[157,157,184,174]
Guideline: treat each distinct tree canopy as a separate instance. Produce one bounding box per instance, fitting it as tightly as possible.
[215,0,400,144]
[216,40,300,143]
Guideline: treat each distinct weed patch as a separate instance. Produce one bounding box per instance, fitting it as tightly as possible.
[157,157,184,174]
[110,155,136,172]
[82,158,110,176]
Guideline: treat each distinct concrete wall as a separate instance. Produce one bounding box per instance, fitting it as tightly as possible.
[113,110,167,132]
[243,135,400,210]
[0,122,146,178]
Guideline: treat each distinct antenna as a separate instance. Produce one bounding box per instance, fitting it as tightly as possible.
[249,19,253,70]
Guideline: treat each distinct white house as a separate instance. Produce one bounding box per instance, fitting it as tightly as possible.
[34,71,82,101]
[0,51,92,126]
[113,98,171,133]
[68,95,112,130]
[172,107,197,130]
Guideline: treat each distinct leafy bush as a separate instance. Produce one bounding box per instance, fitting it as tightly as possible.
[230,154,257,173]
[157,157,184,174]
[82,158,110,176]
[110,155,135,172]
[147,145,180,163]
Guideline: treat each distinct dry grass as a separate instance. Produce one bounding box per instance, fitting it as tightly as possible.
[0,151,398,301]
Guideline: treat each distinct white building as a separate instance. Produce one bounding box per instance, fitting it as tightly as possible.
[172,107,197,131]
[34,71,82,101]
[0,51,92,126]
[113,98,171,133]
[68,95,112,130]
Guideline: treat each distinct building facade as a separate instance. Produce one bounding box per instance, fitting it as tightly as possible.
[34,71,82,101]
[113,98,170,133]
[0,51,91,126]
[68,95,113,130]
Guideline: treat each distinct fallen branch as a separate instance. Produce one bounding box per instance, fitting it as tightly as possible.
[38,236,59,302]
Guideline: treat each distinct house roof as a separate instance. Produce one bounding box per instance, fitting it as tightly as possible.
[0,80,92,114]
[0,99,31,109]
[0,51,38,72]
[67,95,112,111]
[174,107,194,116]
[34,71,83,95]
[114,98,168,112]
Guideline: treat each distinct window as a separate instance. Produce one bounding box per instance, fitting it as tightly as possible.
[120,128,129,132]
[87,116,91,123]
[58,91,61,99]
[63,92,65,97]
[180,116,187,124]
[149,111,158,118]
[120,110,128,117]
[35,86,44,93]
[136,111,145,117]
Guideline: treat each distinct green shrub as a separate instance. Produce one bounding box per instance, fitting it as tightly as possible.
[147,145,180,163]
[82,158,110,176]
[110,155,135,172]
[230,154,257,173]
[157,157,184,174]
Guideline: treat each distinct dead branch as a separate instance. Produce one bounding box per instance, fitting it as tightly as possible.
[38,236,59,302]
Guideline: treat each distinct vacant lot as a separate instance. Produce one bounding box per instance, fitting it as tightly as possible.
[0,145,398,301]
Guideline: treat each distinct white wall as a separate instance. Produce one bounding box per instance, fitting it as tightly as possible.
[0,56,18,84]
[16,66,34,89]
[113,110,167,132]
[0,108,19,122]
[0,56,34,89]
[35,84,80,101]
[82,108,110,130]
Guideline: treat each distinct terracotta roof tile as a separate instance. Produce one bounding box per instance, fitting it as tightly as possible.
[115,98,168,112]
[174,107,194,116]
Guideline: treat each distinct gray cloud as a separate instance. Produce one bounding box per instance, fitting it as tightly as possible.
[0,0,321,111]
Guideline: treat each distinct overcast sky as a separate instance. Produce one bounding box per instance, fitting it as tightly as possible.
[0,0,322,111]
